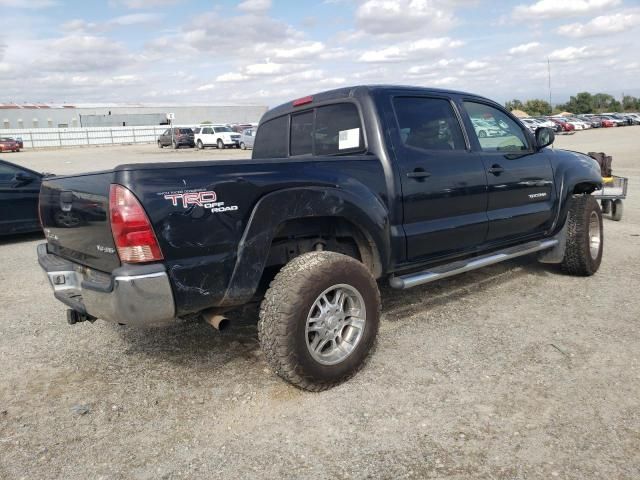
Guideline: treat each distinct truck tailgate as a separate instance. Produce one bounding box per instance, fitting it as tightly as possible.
[39,172,120,272]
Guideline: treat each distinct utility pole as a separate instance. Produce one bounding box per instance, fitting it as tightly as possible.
[547,57,552,114]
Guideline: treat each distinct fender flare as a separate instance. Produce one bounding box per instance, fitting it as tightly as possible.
[219,186,390,306]
[548,151,602,235]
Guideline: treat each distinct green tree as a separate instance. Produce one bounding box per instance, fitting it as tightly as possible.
[562,92,594,114]
[592,93,618,112]
[505,99,524,111]
[622,95,639,112]
[523,99,552,116]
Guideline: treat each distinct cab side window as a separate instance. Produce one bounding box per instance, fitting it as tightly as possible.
[253,115,288,159]
[463,101,529,152]
[289,103,364,157]
[290,111,314,156]
[393,97,466,151]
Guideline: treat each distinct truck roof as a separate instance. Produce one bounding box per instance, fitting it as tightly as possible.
[261,84,488,123]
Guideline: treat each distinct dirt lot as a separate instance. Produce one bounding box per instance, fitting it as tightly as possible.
[1,128,639,479]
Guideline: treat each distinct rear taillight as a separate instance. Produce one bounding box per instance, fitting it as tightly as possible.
[109,184,163,263]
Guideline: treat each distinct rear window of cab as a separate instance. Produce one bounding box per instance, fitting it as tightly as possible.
[253,103,364,159]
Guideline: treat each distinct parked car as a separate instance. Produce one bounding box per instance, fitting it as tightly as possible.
[194,124,241,149]
[470,118,505,137]
[231,123,254,133]
[567,117,592,130]
[550,118,575,132]
[578,115,601,128]
[157,128,195,149]
[10,137,24,149]
[593,116,615,128]
[621,113,640,125]
[0,137,21,152]
[533,117,557,129]
[601,114,627,127]
[0,159,47,235]
[520,118,541,133]
[36,85,604,391]
[239,128,256,149]
[553,116,588,130]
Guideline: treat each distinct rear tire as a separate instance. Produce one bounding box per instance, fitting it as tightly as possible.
[561,195,603,276]
[611,199,623,221]
[240,142,246,150]
[158,141,163,148]
[259,252,380,391]
[197,140,203,150]
[172,141,178,149]
[600,199,611,214]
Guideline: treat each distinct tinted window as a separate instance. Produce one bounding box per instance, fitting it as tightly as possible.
[314,103,363,155]
[0,162,20,183]
[290,111,314,156]
[253,115,288,158]
[178,128,192,134]
[193,127,201,134]
[214,127,232,133]
[393,97,465,151]
[464,101,529,152]
[203,128,212,134]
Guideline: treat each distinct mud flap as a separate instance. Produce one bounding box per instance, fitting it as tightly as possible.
[538,221,568,264]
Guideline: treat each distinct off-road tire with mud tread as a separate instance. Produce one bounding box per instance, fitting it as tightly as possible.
[561,194,603,276]
[258,251,380,391]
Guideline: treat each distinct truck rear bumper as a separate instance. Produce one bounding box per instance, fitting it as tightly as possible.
[37,243,176,327]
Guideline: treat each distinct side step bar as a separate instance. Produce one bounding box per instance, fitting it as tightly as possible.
[389,239,559,289]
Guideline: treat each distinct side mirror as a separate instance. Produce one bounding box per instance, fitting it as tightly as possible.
[535,127,554,149]
[14,172,35,185]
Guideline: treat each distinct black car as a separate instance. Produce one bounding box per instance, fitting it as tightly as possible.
[157,128,194,149]
[0,159,45,235]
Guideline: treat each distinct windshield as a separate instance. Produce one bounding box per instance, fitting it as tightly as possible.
[214,127,232,133]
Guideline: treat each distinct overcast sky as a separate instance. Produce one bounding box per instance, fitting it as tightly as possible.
[0,0,638,107]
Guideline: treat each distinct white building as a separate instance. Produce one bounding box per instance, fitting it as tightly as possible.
[0,104,268,130]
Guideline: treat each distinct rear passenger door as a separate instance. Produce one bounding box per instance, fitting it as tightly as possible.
[390,96,489,261]
[202,127,214,146]
[460,100,555,242]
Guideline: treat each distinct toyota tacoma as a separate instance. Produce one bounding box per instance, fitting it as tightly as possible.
[37,85,603,390]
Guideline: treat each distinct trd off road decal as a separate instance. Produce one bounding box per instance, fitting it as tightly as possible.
[159,188,239,213]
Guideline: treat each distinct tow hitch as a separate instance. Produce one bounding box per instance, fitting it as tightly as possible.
[66,309,97,325]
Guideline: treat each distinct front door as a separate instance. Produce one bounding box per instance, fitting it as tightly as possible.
[0,163,41,234]
[390,95,489,261]
[460,100,556,242]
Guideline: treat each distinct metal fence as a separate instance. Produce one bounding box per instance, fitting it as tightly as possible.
[0,125,173,148]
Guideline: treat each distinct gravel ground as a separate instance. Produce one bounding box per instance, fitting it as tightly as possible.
[1,128,639,479]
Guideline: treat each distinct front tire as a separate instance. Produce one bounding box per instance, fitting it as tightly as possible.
[240,142,246,150]
[217,139,225,149]
[259,252,380,391]
[561,195,603,276]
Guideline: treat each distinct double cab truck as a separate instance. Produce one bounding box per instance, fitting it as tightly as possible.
[38,85,603,391]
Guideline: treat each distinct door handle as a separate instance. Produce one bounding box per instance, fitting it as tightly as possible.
[407,169,431,179]
[488,165,504,175]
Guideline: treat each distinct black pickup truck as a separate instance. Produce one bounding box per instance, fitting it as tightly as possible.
[38,85,603,390]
